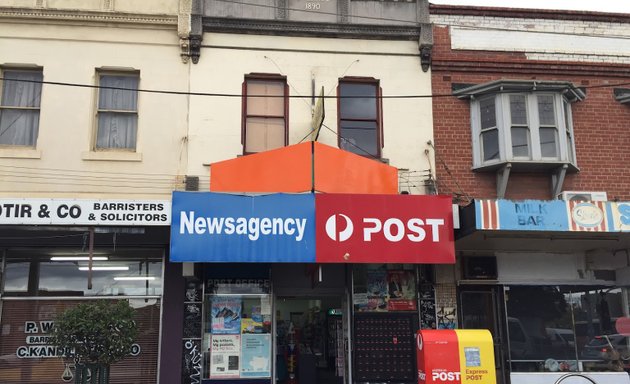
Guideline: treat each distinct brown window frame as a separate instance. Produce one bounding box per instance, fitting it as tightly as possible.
[241,73,289,155]
[337,77,383,158]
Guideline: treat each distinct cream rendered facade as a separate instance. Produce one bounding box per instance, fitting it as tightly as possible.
[189,32,435,194]
[0,3,188,382]
[0,0,436,197]
[0,1,188,199]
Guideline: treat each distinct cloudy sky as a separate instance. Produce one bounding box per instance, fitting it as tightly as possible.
[430,0,630,13]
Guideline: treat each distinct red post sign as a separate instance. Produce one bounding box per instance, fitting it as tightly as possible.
[315,194,455,264]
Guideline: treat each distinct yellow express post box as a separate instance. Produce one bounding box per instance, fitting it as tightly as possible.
[417,329,496,384]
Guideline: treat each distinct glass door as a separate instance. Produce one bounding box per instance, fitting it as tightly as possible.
[459,286,507,384]
[274,296,345,384]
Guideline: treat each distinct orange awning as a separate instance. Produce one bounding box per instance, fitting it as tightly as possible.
[210,142,398,194]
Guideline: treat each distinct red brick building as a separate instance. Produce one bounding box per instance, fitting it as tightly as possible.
[431,5,630,202]
[429,5,630,384]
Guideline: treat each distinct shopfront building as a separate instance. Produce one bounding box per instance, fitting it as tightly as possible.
[0,198,171,384]
[457,199,630,384]
[170,143,456,384]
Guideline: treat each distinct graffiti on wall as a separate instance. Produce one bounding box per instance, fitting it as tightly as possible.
[182,339,202,384]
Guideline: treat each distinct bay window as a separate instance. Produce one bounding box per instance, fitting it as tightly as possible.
[456,80,584,171]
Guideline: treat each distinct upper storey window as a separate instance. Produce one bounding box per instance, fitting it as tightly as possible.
[337,77,383,158]
[95,70,139,150]
[0,68,43,147]
[242,74,288,154]
[455,80,584,171]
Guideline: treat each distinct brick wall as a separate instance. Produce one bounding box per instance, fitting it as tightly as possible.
[430,20,630,202]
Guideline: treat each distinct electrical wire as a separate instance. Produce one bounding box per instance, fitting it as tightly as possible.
[427,140,471,203]
[0,169,178,184]
[1,77,629,100]
[0,164,178,178]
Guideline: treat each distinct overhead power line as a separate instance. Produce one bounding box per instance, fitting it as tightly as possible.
[1,77,629,100]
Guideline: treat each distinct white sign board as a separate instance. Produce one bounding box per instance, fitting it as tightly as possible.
[0,199,171,226]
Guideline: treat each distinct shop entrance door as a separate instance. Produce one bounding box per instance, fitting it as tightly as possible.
[275,296,347,384]
[459,286,507,384]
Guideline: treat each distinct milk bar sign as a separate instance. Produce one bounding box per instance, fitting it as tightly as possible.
[0,199,171,226]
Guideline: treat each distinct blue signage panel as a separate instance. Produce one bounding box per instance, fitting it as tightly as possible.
[170,192,315,262]
[497,199,569,231]
[476,199,630,232]
[476,199,569,231]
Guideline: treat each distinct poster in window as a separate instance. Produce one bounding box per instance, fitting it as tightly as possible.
[211,297,242,334]
[241,334,271,378]
[387,270,417,311]
[210,334,241,378]
[364,269,388,312]
[241,318,263,334]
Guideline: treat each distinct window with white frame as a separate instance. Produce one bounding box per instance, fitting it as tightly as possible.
[0,68,43,147]
[242,74,288,154]
[456,80,583,170]
[95,71,139,150]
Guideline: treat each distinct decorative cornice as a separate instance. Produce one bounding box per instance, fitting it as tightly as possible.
[202,18,421,40]
[0,7,178,27]
[419,22,432,72]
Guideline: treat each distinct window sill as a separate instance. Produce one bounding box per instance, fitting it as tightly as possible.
[81,151,142,162]
[472,160,579,173]
[0,147,42,159]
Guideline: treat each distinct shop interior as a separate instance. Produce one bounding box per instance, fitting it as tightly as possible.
[275,297,344,384]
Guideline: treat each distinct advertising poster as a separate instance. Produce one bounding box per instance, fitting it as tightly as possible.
[211,297,242,334]
[210,334,241,378]
[364,269,388,312]
[387,270,417,311]
[241,334,271,378]
[241,318,263,334]
[353,293,369,312]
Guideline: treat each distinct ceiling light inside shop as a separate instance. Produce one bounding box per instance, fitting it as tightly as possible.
[78,266,129,271]
[51,256,108,261]
[113,276,156,281]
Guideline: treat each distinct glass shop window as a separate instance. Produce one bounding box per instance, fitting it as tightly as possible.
[1,249,163,297]
[352,264,417,312]
[203,279,272,380]
[506,285,628,374]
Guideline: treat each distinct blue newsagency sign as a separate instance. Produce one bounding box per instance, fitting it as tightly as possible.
[170,192,315,262]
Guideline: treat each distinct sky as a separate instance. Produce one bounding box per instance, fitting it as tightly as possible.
[430,0,630,13]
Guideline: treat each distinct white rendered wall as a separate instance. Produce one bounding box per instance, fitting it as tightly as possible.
[189,33,434,194]
[431,14,630,64]
[496,252,620,285]
[0,22,189,199]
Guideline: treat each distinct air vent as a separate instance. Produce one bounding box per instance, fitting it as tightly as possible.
[185,176,199,191]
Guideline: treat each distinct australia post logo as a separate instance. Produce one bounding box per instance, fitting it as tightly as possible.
[324,214,444,243]
[315,194,455,264]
